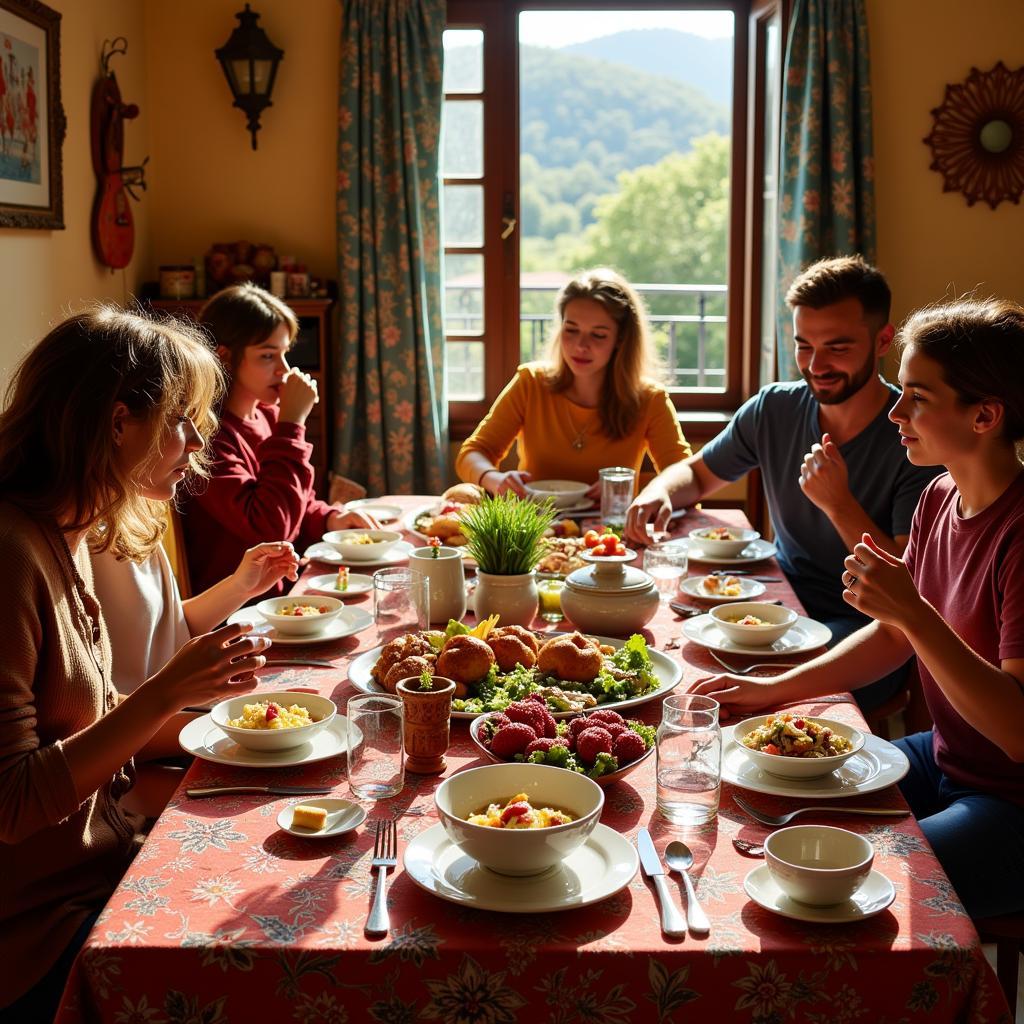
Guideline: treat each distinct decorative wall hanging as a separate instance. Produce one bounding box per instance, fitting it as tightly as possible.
[91,37,147,268]
[924,61,1024,210]
[0,0,65,229]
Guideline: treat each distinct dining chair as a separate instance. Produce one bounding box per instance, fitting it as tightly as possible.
[974,913,1024,1007]
[863,687,910,741]
[161,506,192,599]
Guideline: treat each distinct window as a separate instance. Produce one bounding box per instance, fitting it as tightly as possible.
[442,1,783,434]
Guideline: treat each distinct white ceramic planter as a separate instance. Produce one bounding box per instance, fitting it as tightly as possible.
[473,570,538,627]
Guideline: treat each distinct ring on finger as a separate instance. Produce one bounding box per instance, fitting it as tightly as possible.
[845,572,858,589]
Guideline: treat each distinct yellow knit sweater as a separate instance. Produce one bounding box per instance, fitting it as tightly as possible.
[456,363,691,489]
[0,502,139,1005]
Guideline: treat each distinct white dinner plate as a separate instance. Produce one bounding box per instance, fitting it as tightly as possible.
[679,575,767,603]
[347,634,683,719]
[682,537,778,565]
[227,605,373,644]
[722,726,910,798]
[343,500,403,523]
[303,540,414,567]
[277,798,367,838]
[179,715,358,768]
[744,864,896,923]
[303,573,374,598]
[682,613,831,656]
[404,822,637,913]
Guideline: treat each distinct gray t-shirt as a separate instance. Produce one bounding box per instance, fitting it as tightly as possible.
[700,380,942,623]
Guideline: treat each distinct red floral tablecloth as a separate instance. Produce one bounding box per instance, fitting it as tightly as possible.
[56,502,1011,1024]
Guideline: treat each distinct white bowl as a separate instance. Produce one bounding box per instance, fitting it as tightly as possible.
[709,601,797,646]
[434,762,604,876]
[322,529,402,561]
[765,825,874,905]
[689,526,760,558]
[734,714,865,779]
[525,480,590,509]
[210,691,337,752]
[256,595,345,636]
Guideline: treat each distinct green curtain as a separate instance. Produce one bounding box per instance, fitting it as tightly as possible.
[776,0,876,379]
[335,0,448,494]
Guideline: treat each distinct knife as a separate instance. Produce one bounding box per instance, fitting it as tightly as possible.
[709,571,782,582]
[637,828,686,937]
[186,785,334,798]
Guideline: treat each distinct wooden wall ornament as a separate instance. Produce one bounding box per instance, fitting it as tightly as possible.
[90,37,147,268]
[924,61,1024,210]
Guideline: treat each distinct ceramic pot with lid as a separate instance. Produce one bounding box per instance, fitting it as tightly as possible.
[560,550,660,636]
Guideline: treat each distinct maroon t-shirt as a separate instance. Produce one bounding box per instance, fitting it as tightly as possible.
[182,404,335,596]
[904,471,1024,804]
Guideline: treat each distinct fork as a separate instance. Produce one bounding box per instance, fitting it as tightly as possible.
[733,793,911,827]
[708,651,801,674]
[366,818,398,935]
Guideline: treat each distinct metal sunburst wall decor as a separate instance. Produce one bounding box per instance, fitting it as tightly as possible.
[923,61,1024,210]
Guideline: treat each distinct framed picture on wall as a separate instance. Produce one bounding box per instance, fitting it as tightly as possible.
[0,0,64,229]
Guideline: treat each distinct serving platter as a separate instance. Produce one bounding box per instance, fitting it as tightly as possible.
[347,633,682,720]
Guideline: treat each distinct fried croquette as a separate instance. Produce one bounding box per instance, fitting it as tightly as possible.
[436,634,495,684]
[487,625,539,672]
[536,631,603,682]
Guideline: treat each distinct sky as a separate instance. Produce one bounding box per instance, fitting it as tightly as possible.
[518,10,734,47]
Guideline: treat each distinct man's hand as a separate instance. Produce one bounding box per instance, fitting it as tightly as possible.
[798,432,851,515]
[625,482,673,545]
[686,674,782,719]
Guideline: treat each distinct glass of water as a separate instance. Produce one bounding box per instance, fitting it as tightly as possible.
[656,694,721,826]
[643,541,688,602]
[599,466,634,533]
[346,694,405,800]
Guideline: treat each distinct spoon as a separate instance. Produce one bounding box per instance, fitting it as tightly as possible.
[663,841,711,934]
[731,837,765,857]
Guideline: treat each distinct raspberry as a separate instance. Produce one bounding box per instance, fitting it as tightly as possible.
[490,722,537,758]
[481,713,511,746]
[613,730,647,765]
[566,716,591,742]
[505,701,546,736]
[576,726,614,766]
[604,723,628,739]
[539,708,558,739]
[588,709,625,728]
[525,736,560,757]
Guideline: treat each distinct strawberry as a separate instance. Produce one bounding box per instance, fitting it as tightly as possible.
[576,726,613,766]
[613,730,647,765]
[490,722,537,758]
[588,709,625,728]
[500,801,530,824]
[265,703,279,723]
[505,700,547,736]
[524,737,561,757]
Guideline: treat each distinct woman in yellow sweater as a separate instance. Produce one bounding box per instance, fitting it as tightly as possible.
[456,267,691,499]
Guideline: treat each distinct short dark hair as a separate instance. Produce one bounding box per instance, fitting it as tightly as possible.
[786,255,892,326]
[198,283,298,371]
[898,298,1024,443]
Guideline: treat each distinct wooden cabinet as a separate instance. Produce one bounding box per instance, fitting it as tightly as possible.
[147,296,335,494]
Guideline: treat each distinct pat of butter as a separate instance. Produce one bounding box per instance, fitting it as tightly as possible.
[292,804,327,830]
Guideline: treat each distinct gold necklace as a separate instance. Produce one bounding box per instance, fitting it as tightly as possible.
[562,398,590,451]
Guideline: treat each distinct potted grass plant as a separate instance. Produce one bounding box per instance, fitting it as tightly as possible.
[460,492,556,626]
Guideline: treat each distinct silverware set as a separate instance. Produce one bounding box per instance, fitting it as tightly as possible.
[637,828,710,937]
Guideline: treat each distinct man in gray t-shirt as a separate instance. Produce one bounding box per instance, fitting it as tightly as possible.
[626,256,941,711]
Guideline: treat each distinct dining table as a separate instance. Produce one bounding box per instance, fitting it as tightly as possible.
[55,498,1012,1023]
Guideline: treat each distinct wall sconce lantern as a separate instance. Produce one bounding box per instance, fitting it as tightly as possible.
[215,4,284,150]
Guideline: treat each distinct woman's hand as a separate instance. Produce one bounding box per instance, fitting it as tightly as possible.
[625,483,672,545]
[278,369,319,425]
[327,508,382,532]
[144,621,269,712]
[687,673,782,719]
[232,542,301,597]
[842,533,927,631]
[481,469,532,497]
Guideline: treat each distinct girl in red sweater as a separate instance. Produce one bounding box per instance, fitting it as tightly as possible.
[182,283,377,594]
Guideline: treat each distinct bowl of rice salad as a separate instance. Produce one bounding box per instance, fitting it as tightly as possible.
[734,712,865,779]
[211,691,337,751]
[256,595,345,636]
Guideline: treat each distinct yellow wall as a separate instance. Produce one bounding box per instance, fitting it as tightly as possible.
[0,0,150,379]
[869,0,1024,354]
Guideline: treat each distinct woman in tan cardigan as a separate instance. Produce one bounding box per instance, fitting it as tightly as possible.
[0,308,272,1022]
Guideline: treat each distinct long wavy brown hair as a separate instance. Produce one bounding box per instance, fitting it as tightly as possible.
[544,267,660,439]
[0,306,223,560]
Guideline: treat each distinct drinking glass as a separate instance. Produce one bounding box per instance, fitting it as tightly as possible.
[656,694,721,826]
[373,568,429,642]
[599,466,634,533]
[537,578,565,623]
[643,541,689,602]
[346,694,405,800]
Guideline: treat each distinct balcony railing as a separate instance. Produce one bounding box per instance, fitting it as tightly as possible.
[446,282,727,401]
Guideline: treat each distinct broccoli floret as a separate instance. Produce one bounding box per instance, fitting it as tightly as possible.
[587,751,620,778]
[626,719,656,748]
[543,743,573,768]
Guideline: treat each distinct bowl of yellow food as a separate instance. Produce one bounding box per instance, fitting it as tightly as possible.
[688,525,760,558]
[734,712,865,779]
[211,691,337,751]
[434,762,604,875]
[709,601,797,646]
[322,528,402,561]
[256,595,345,636]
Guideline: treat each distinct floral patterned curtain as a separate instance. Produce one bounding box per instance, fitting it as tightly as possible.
[335,0,448,494]
[776,0,876,379]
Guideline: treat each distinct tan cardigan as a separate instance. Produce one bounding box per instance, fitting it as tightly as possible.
[0,502,140,1005]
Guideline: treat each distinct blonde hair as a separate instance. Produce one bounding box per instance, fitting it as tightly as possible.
[0,306,224,561]
[544,267,659,439]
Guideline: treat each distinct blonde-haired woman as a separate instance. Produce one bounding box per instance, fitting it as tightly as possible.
[0,308,271,1022]
[456,267,690,499]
